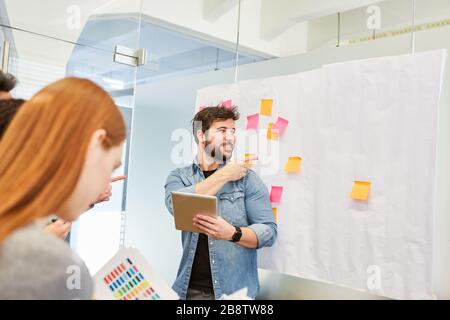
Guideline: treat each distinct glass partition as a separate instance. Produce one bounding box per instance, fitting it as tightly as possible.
[0,0,142,274]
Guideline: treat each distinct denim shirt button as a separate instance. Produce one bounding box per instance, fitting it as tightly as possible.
[212,260,215,264]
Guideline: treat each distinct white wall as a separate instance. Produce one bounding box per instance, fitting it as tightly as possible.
[124,25,450,299]
[307,0,450,51]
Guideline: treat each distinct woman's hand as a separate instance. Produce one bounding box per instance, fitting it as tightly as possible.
[44,219,72,240]
[93,175,126,205]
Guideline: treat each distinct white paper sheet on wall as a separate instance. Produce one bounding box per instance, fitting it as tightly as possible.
[195,50,447,299]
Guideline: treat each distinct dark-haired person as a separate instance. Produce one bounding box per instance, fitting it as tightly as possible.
[164,105,277,300]
[0,98,25,138]
[0,71,17,100]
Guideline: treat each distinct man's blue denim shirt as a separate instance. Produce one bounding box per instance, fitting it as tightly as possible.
[164,160,278,299]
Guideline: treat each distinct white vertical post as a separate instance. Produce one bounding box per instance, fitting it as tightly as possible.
[411,0,416,54]
[234,0,242,83]
[1,40,10,73]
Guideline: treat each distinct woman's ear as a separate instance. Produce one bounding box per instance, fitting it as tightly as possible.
[88,129,107,151]
[93,129,107,143]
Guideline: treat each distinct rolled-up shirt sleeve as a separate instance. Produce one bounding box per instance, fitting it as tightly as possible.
[164,169,196,216]
[244,171,278,249]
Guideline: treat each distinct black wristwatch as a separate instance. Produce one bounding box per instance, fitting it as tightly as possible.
[230,226,242,243]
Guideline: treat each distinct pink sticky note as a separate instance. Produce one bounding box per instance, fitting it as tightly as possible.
[271,117,289,136]
[246,113,259,130]
[223,99,232,108]
[270,186,283,203]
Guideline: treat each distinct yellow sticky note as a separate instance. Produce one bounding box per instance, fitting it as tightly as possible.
[284,156,302,173]
[350,181,371,201]
[267,122,278,140]
[272,208,277,222]
[244,153,256,168]
[260,99,273,116]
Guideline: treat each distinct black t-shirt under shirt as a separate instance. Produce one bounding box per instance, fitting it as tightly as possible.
[188,169,216,293]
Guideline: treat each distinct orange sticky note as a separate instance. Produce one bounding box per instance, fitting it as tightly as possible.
[267,122,278,140]
[272,208,277,222]
[244,153,256,168]
[350,181,371,201]
[284,156,302,173]
[260,99,273,116]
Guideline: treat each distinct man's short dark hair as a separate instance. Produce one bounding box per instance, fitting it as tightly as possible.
[0,98,26,139]
[0,71,17,93]
[192,105,240,143]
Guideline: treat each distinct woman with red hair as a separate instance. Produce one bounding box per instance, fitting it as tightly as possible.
[0,77,126,299]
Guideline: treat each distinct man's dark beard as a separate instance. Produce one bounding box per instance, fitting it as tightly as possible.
[204,140,233,163]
